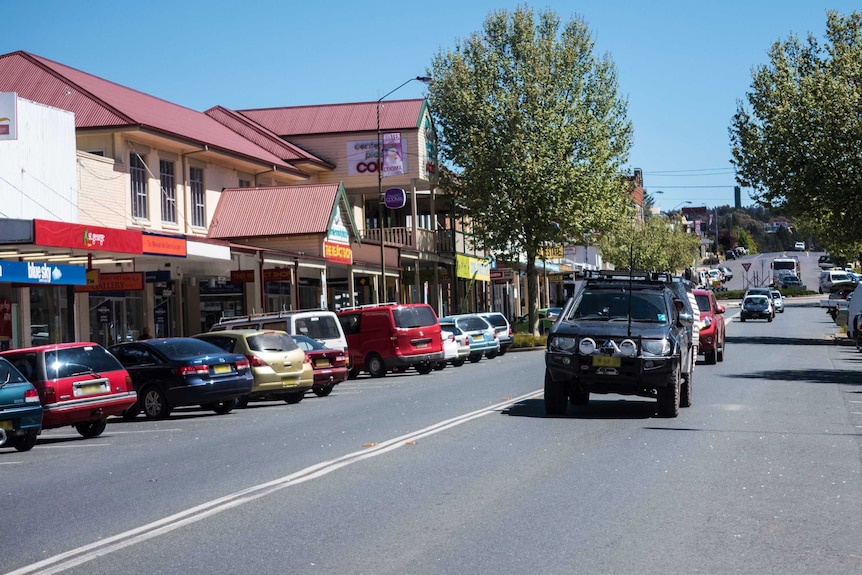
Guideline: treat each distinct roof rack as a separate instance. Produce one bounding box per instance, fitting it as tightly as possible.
[583,269,672,283]
[215,307,330,324]
[336,302,400,311]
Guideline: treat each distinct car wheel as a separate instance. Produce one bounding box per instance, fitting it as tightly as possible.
[498,345,509,356]
[705,349,717,365]
[486,350,499,359]
[347,369,359,380]
[75,418,107,438]
[544,370,568,416]
[657,366,681,418]
[142,386,171,419]
[569,388,589,406]
[451,358,466,367]
[211,398,237,414]
[122,404,141,420]
[235,395,250,409]
[681,354,693,408]
[11,429,38,452]
[283,392,305,404]
[433,361,446,371]
[768,316,773,322]
[366,353,386,378]
[717,338,725,362]
[313,384,334,397]
[415,362,434,375]
[740,315,746,322]
[468,353,482,363]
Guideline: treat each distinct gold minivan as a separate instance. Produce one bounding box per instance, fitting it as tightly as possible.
[194,330,313,406]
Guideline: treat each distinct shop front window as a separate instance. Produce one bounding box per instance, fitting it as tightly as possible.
[30,286,74,346]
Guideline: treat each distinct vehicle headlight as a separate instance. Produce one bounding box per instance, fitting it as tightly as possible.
[551,336,577,352]
[578,337,596,355]
[642,338,671,356]
[619,339,637,357]
[702,316,713,328]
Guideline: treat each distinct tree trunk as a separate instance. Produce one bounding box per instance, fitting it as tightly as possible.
[526,257,539,336]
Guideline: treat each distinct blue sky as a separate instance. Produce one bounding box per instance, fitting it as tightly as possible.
[4,1,858,210]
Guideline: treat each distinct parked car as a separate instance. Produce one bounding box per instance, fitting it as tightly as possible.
[477,312,514,355]
[714,265,733,281]
[0,357,42,452]
[210,309,348,355]
[108,338,252,419]
[194,330,313,405]
[818,254,834,269]
[794,241,806,251]
[337,303,444,378]
[436,330,459,370]
[740,295,773,322]
[778,273,803,290]
[819,269,855,294]
[439,314,500,362]
[693,289,725,364]
[770,289,785,313]
[290,334,349,397]
[438,326,470,368]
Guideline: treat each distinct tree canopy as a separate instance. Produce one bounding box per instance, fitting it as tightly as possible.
[426,6,633,333]
[601,214,701,273]
[730,10,862,262]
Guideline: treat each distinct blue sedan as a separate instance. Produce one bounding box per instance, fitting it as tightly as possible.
[439,314,500,362]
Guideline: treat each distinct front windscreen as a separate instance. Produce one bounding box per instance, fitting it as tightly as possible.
[570,290,669,323]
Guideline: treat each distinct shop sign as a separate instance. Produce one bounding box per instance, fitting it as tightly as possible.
[381,133,405,178]
[145,270,171,283]
[455,254,490,282]
[86,269,100,285]
[142,233,187,257]
[0,260,86,285]
[538,245,564,259]
[230,270,255,283]
[0,92,17,140]
[34,220,143,254]
[75,272,143,292]
[384,188,406,209]
[324,240,352,265]
[327,206,350,242]
[263,268,292,282]
[96,302,112,324]
[346,137,409,177]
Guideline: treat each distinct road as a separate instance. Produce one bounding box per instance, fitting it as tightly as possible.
[713,249,823,292]
[2,300,861,575]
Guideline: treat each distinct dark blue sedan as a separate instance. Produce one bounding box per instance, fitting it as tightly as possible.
[108,338,253,419]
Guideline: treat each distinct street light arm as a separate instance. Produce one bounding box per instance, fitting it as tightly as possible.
[377,76,433,104]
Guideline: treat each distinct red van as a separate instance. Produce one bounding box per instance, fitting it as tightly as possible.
[337,303,444,378]
[0,342,137,438]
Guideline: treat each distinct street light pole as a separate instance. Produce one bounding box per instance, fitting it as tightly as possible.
[377,75,433,304]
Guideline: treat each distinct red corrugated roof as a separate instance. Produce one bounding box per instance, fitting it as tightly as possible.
[237,99,426,136]
[204,106,333,169]
[0,51,305,176]
[209,184,341,239]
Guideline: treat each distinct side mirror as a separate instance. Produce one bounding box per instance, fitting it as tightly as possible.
[717,305,726,314]
[677,311,694,327]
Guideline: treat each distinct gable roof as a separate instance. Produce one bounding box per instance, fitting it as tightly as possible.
[208,183,358,242]
[237,99,428,137]
[204,105,334,170]
[0,50,306,177]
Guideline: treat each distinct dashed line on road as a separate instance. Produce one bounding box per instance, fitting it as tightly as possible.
[3,389,543,575]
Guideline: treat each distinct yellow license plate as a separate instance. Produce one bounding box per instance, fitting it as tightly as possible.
[79,383,105,395]
[592,356,621,368]
[472,334,483,341]
[314,359,331,368]
[213,364,231,374]
[0,421,12,431]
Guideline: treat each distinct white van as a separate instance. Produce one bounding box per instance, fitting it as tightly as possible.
[210,309,348,352]
[845,283,862,343]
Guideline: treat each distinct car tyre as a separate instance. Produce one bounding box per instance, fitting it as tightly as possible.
[313,384,334,397]
[366,353,386,378]
[11,429,38,452]
[681,355,693,408]
[142,386,171,419]
[657,366,681,418]
[122,405,141,420]
[468,353,482,363]
[75,418,107,438]
[705,349,717,365]
[433,361,446,371]
[415,362,434,375]
[486,350,499,359]
[717,339,725,362]
[210,399,237,414]
[544,370,568,416]
[768,316,773,322]
[283,392,305,404]
[235,395,250,408]
[451,358,466,367]
[498,345,509,356]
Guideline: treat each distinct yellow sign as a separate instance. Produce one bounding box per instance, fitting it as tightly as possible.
[456,255,490,281]
[538,245,564,259]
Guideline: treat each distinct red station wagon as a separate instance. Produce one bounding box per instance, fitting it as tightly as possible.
[0,342,137,438]
[693,289,726,364]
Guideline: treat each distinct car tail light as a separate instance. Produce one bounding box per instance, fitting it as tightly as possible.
[303,353,312,365]
[43,386,56,404]
[234,358,250,372]
[246,354,268,367]
[176,365,209,377]
[508,325,513,336]
[24,388,40,403]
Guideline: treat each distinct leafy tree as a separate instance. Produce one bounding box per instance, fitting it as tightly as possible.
[730,10,862,262]
[427,6,633,334]
[601,216,700,273]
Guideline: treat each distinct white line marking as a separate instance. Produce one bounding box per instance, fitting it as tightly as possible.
[4,389,542,575]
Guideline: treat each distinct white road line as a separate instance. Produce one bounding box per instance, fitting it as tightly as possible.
[4,389,542,575]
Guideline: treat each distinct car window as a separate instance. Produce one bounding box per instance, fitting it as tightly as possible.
[481,314,508,328]
[573,291,668,323]
[459,316,490,331]
[0,357,28,384]
[294,316,341,339]
[148,338,225,359]
[694,294,711,312]
[46,345,125,378]
[197,335,237,353]
[338,313,361,335]
[246,333,298,352]
[393,306,437,328]
[291,335,326,351]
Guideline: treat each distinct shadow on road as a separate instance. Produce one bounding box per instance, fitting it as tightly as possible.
[725,335,835,346]
[503,397,659,419]
[731,368,861,386]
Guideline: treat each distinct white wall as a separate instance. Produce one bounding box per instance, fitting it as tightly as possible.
[0,96,77,221]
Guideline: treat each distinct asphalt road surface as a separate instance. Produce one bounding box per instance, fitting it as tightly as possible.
[2,299,861,575]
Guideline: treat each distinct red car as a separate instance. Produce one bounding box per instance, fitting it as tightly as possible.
[0,342,137,438]
[291,335,348,397]
[693,289,726,364]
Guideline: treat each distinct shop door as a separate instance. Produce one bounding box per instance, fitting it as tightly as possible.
[89,297,133,347]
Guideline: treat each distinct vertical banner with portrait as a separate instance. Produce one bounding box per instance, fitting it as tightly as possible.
[381,132,405,177]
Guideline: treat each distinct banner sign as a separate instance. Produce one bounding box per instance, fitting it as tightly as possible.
[263,268,292,282]
[324,240,352,264]
[381,132,405,177]
[142,233,187,257]
[346,137,408,177]
[35,219,142,254]
[230,270,255,283]
[0,260,86,285]
[75,272,144,292]
[456,254,490,282]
